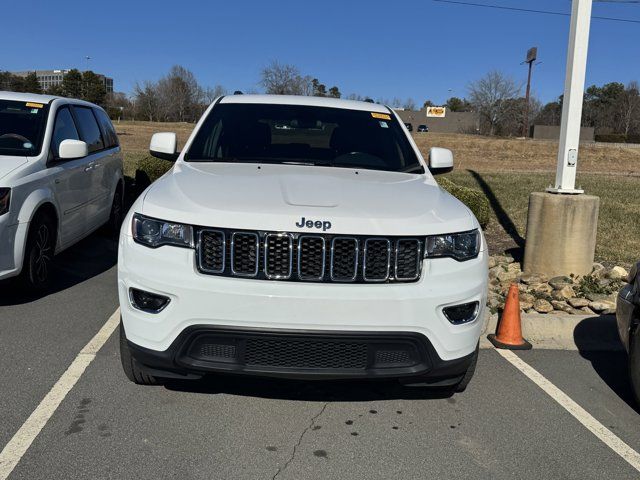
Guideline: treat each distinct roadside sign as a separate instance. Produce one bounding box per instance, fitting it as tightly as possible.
[426,106,446,118]
[526,47,538,63]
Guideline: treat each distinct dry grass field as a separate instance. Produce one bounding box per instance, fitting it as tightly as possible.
[114,121,640,265]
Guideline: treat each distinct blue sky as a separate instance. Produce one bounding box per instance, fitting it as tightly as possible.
[2,0,639,104]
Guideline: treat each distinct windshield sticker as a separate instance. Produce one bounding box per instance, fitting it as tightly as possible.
[26,102,43,109]
[30,109,39,114]
[379,121,389,128]
[371,112,391,120]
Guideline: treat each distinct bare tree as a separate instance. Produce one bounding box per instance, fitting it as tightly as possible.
[468,70,522,135]
[202,85,227,105]
[403,98,416,110]
[260,61,312,95]
[133,81,161,122]
[157,65,203,122]
[620,81,640,136]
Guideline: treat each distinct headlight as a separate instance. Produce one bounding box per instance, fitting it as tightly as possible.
[132,213,193,248]
[0,188,10,216]
[425,229,480,261]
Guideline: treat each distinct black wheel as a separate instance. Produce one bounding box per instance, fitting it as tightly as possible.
[454,343,479,393]
[119,321,159,385]
[106,184,124,236]
[20,213,55,291]
[629,324,640,406]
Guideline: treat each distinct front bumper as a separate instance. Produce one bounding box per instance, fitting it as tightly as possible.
[0,217,27,281]
[125,324,476,384]
[118,233,488,365]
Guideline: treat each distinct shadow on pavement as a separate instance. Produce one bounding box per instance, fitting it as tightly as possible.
[0,232,117,307]
[574,316,639,413]
[163,375,454,402]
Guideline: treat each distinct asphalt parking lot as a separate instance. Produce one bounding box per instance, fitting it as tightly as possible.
[1,234,640,480]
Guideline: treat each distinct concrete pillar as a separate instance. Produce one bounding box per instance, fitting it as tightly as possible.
[523,192,599,277]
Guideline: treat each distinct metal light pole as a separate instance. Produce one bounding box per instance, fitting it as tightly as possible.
[547,0,593,194]
[522,47,537,138]
[523,0,599,278]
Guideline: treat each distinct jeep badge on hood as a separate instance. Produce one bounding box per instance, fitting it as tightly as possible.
[295,217,332,231]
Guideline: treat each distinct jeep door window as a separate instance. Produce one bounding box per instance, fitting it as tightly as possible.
[185,103,424,173]
[0,100,49,156]
[72,106,105,153]
[51,107,80,157]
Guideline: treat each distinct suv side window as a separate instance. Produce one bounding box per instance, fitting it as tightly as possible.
[94,108,119,148]
[51,107,80,158]
[73,106,104,153]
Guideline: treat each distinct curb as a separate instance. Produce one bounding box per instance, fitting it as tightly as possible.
[480,312,624,352]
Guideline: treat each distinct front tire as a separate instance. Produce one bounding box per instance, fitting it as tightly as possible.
[119,322,159,385]
[629,324,640,406]
[19,214,55,291]
[106,184,124,236]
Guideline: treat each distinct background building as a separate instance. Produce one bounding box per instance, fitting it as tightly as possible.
[395,108,479,134]
[13,69,114,93]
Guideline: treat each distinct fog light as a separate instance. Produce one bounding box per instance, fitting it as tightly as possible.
[129,288,170,313]
[443,301,479,325]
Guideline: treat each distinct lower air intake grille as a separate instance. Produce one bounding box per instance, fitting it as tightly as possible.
[244,339,368,369]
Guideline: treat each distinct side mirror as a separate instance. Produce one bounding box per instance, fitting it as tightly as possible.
[59,139,88,159]
[428,147,453,175]
[150,132,178,161]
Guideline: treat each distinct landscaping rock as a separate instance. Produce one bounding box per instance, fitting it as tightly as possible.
[551,285,576,301]
[520,273,548,285]
[551,300,572,313]
[603,309,617,315]
[496,268,519,283]
[549,276,573,290]
[568,297,590,308]
[607,266,628,282]
[488,257,497,269]
[520,293,535,311]
[531,283,553,295]
[492,255,514,265]
[533,299,554,314]
[580,306,595,314]
[592,263,606,278]
[588,300,616,313]
[586,293,609,302]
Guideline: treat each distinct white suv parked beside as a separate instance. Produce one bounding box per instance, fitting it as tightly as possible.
[0,92,124,289]
[118,95,487,392]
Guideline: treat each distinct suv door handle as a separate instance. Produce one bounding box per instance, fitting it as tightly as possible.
[84,165,93,172]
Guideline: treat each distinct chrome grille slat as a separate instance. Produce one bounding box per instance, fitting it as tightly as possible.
[264,233,293,279]
[363,238,391,282]
[330,237,359,282]
[197,229,422,283]
[298,236,326,281]
[231,232,259,277]
[198,229,226,273]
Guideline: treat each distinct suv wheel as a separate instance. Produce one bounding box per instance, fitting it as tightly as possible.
[454,344,479,393]
[106,184,124,235]
[629,323,640,405]
[20,214,55,290]
[119,322,159,385]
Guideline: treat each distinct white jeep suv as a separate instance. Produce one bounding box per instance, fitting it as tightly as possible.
[0,92,124,289]
[118,95,487,392]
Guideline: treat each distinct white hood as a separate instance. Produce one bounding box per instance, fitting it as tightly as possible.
[0,156,27,181]
[141,162,476,236]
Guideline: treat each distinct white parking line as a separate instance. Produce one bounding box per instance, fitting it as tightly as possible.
[496,349,640,473]
[0,308,120,480]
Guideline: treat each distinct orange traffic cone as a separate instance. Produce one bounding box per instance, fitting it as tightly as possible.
[487,283,532,350]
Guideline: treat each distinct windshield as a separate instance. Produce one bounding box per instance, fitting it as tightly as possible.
[0,100,49,157]
[185,103,424,173]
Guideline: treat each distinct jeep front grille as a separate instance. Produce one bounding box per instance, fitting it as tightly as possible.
[197,228,423,283]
